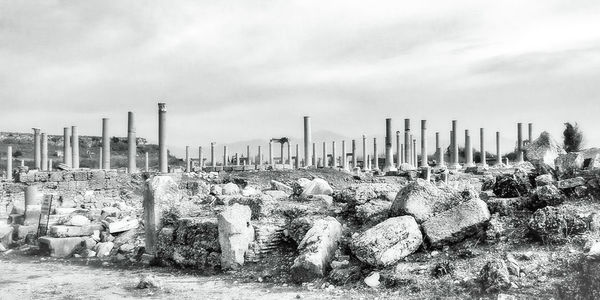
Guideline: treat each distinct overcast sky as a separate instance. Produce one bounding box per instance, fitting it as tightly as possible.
[1,0,599,156]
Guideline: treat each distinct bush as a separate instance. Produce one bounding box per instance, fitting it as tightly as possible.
[563,122,583,152]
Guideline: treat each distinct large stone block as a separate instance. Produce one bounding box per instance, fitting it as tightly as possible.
[49,224,102,238]
[291,217,343,282]
[422,198,491,247]
[218,204,254,270]
[390,179,459,223]
[143,175,181,254]
[350,216,422,267]
[38,236,84,257]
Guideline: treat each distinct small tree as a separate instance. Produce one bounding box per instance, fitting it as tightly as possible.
[13,150,22,157]
[563,122,583,152]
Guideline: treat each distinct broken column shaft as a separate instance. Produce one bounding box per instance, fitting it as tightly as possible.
[450,120,460,169]
[517,123,524,163]
[480,128,487,167]
[102,119,110,170]
[383,118,396,172]
[64,127,72,168]
[158,103,168,173]
[33,128,41,169]
[127,112,136,173]
[420,120,427,167]
[6,146,12,181]
[41,133,48,171]
[72,126,79,169]
[303,116,312,167]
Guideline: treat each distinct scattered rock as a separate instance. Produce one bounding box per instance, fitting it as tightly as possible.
[95,242,115,258]
[136,274,161,289]
[364,272,380,288]
[527,185,565,209]
[534,174,554,187]
[270,180,293,194]
[525,132,565,168]
[493,172,532,198]
[528,206,590,244]
[557,177,585,189]
[555,152,584,177]
[222,183,241,195]
[300,178,333,197]
[390,179,461,223]
[355,199,392,225]
[478,259,511,293]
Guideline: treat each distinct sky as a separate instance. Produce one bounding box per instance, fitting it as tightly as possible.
[1,0,599,157]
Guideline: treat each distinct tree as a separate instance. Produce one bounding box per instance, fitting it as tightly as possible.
[13,150,22,157]
[563,122,583,152]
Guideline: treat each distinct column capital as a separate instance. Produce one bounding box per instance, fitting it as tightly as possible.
[158,102,167,112]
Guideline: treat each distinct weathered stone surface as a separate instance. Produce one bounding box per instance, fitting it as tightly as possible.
[143,175,181,254]
[478,259,510,293]
[218,204,254,270]
[95,241,115,257]
[300,178,333,197]
[527,185,565,210]
[263,190,289,201]
[390,179,460,223]
[350,216,423,267]
[525,132,565,168]
[270,180,293,194]
[528,206,590,244]
[241,186,260,197]
[105,217,139,234]
[555,152,584,176]
[0,225,13,247]
[485,198,522,216]
[493,172,532,198]
[535,174,554,187]
[65,215,90,226]
[222,182,240,195]
[557,177,585,189]
[356,199,392,225]
[291,217,343,282]
[288,216,318,245]
[39,237,84,257]
[334,183,400,205]
[422,199,491,247]
[49,224,102,238]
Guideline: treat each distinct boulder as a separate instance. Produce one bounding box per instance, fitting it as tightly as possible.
[308,194,333,208]
[555,152,584,176]
[291,217,343,282]
[525,132,565,168]
[300,178,333,197]
[492,172,531,198]
[527,185,565,210]
[534,174,554,187]
[557,177,586,189]
[587,154,600,170]
[0,225,13,248]
[288,216,318,245]
[222,183,240,195]
[241,186,261,197]
[478,259,510,293]
[528,206,590,244]
[356,199,392,225]
[390,179,460,223]
[422,198,491,247]
[292,178,312,196]
[210,185,222,196]
[217,204,254,270]
[350,216,423,267]
[270,180,293,194]
[95,241,115,258]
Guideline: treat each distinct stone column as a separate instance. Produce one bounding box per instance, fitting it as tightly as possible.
[435,132,440,165]
[24,185,41,225]
[331,141,336,168]
[71,126,79,169]
[437,145,445,167]
[247,145,251,165]
[101,119,110,170]
[413,139,417,168]
[185,146,191,172]
[312,142,316,166]
[464,130,474,167]
[33,128,41,169]
[41,133,48,171]
[127,111,136,173]
[383,118,396,172]
[480,128,488,167]
[280,142,285,165]
[362,135,367,170]
[211,143,216,167]
[98,147,103,169]
[158,103,168,173]
[235,153,240,166]
[409,134,414,166]
[352,139,357,169]
[269,141,273,166]
[199,146,204,169]
[6,146,12,181]
[294,144,299,168]
[373,138,378,170]
[517,123,524,163]
[258,146,263,166]
[450,120,460,169]
[287,143,292,167]
[528,123,533,143]
[396,131,401,167]
[48,159,52,171]
[223,146,228,166]
[143,176,179,254]
[367,155,371,170]
[303,116,312,167]
[449,130,454,165]
[400,144,404,165]
[341,140,347,170]
[145,152,149,171]
[64,127,72,168]
[420,120,427,167]
[496,131,501,166]
[404,119,411,164]
[322,142,326,169]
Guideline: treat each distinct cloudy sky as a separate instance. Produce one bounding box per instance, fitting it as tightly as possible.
[1,0,599,156]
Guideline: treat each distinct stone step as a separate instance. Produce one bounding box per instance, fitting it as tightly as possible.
[38,236,84,258]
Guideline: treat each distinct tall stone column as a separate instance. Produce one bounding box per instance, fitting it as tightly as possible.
[449,131,454,165]
[420,120,427,167]
[247,145,251,165]
[6,146,12,181]
[322,142,326,169]
[400,144,404,165]
[127,111,136,173]
[199,146,204,169]
[383,118,396,172]
[332,141,336,168]
[41,133,48,171]
[102,118,110,170]
[413,139,417,168]
[235,153,240,166]
[396,131,401,167]
[409,134,414,166]
[71,126,79,169]
[367,155,371,170]
[258,146,263,166]
[450,120,460,169]
[211,143,216,167]
[64,127,72,168]
[269,141,273,165]
[280,142,285,165]
[48,159,52,171]
[362,135,367,170]
[341,140,347,170]
[404,119,411,164]
[33,128,41,169]
[464,130,474,167]
[294,144,298,168]
[98,148,103,169]
[185,146,191,172]
[303,116,312,167]
[517,123,524,163]
[145,152,149,171]
[223,146,228,166]
[435,132,440,164]
[352,139,357,169]
[496,131,501,166]
[528,123,533,143]
[480,128,488,167]
[158,103,168,173]
[287,143,292,167]
[373,138,378,170]
[437,145,445,167]
[312,142,316,166]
